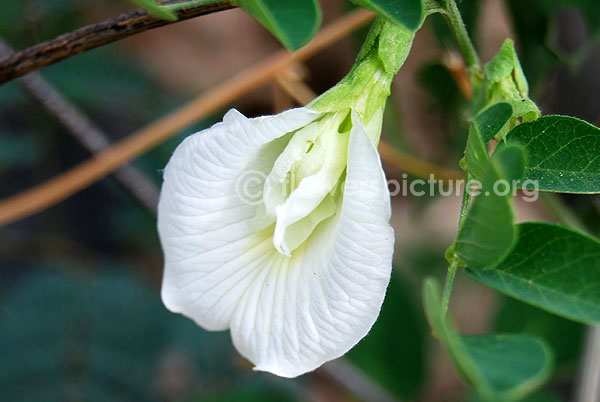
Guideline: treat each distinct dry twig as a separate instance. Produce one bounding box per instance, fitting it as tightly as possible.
[0,2,235,85]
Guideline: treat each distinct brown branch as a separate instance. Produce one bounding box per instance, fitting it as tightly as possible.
[0,9,375,227]
[0,1,235,85]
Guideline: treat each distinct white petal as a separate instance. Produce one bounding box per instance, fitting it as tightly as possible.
[159,109,394,378]
[229,112,394,377]
[158,107,319,330]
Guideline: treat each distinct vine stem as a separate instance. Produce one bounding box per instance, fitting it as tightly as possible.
[442,0,481,70]
[436,0,481,312]
[441,257,459,316]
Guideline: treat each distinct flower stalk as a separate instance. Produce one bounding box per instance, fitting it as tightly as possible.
[441,0,480,71]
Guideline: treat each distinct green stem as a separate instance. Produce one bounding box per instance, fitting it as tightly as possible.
[161,0,216,11]
[457,172,473,230]
[441,257,459,316]
[442,0,480,70]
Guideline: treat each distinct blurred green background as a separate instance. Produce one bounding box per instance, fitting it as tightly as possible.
[0,0,599,401]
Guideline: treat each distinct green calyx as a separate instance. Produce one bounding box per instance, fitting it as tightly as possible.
[309,18,415,128]
[471,39,540,140]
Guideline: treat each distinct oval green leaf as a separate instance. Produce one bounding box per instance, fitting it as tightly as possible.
[423,278,553,402]
[474,102,513,143]
[466,222,600,325]
[455,144,525,270]
[504,115,600,193]
[234,0,321,50]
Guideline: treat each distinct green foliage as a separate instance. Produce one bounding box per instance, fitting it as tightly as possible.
[453,103,525,270]
[466,222,600,325]
[233,0,321,50]
[0,270,289,401]
[423,279,553,402]
[500,116,600,193]
[0,271,170,401]
[460,335,553,401]
[349,0,424,30]
[494,297,584,372]
[471,40,540,138]
[346,274,426,399]
[455,144,525,270]
[474,102,513,143]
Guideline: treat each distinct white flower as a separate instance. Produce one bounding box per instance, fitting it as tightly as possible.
[157,106,394,377]
[157,16,417,378]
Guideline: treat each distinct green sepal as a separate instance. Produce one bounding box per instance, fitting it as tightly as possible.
[310,18,415,123]
[471,39,540,140]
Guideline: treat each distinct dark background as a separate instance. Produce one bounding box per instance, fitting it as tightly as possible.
[0,0,598,401]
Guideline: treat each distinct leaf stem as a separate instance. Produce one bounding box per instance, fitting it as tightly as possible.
[161,0,218,11]
[441,257,459,316]
[442,0,480,70]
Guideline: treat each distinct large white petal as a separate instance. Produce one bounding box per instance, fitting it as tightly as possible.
[158,107,319,330]
[159,109,394,378]
[229,112,394,377]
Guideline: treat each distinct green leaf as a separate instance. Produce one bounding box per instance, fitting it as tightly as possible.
[423,278,553,402]
[466,222,600,325]
[474,102,513,143]
[465,102,514,181]
[471,40,540,137]
[501,115,600,193]
[459,334,552,401]
[455,144,526,270]
[495,297,584,371]
[234,0,321,50]
[349,0,424,30]
[129,0,177,21]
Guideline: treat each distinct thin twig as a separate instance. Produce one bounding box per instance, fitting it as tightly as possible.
[0,1,235,85]
[0,38,160,214]
[0,9,376,227]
